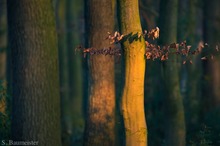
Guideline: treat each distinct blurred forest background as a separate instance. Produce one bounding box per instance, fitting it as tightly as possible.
[0,0,220,146]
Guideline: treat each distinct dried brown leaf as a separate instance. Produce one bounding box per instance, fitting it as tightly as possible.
[161,55,166,61]
[216,45,219,51]
[201,57,207,60]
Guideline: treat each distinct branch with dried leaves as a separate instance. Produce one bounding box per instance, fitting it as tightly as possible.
[76,27,220,64]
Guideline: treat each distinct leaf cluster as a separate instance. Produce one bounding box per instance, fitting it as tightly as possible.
[76,27,220,64]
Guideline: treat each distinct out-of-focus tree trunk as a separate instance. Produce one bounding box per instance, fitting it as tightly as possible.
[0,0,8,139]
[56,0,70,145]
[83,0,115,145]
[159,0,186,145]
[0,0,7,116]
[7,0,61,145]
[139,0,163,145]
[118,0,147,146]
[202,0,220,114]
[178,0,201,138]
[178,0,201,143]
[66,0,84,145]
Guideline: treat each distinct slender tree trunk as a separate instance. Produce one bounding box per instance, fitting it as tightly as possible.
[178,0,200,136]
[7,0,61,145]
[140,1,164,145]
[83,0,115,145]
[0,0,8,139]
[0,0,7,116]
[66,0,84,145]
[159,0,186,145]
[202,0,220,113]
[56,0,71,145]
[118,0,147,146]
[140,0,163,145]
[83,0,89,117]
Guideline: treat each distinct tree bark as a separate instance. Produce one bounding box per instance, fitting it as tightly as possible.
[7,0,61,145]
[118,0,147,146]
[159,0,186,145]
[83,0,115,145]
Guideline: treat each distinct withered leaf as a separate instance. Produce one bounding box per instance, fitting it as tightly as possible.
[204,43,209,46]
[201,57,207,60]
[145,41,149,47]
[148,27,160,40]
[216,45,219,51]
[138,32,142,38]
[187,45,191,50]
[114,31,118,37]
[161,55,166,61]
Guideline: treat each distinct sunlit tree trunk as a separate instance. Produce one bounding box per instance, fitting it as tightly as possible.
[118,0,147,146]
[159,0,186,145]
[7,0,61,145]
[83,0,115,145]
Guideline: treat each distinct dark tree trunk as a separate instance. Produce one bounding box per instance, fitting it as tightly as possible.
[83,0,115,146]
[56,0,70,145]
[201,0,220,114]
[178,0,201,141]
[66,0,84,145]
[159,0,186,145]
[0,0,7,116]
[7,0,61,145]
[0,0,8,139]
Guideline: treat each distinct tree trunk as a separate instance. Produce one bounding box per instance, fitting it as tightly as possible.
[55,0,71,145]
[159,0,186,145]
[178,0,200,140]
[66,0,84,145]
[118,0,147,146]
[202,0,220,112]
[83,0,115,145]
[7,0,61,145]
[0,0,8,139]
[0,0,7,116]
